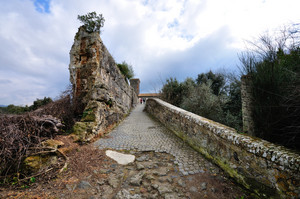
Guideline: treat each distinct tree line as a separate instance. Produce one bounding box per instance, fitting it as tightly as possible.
[161,71,243,132]
[0,97,53,114]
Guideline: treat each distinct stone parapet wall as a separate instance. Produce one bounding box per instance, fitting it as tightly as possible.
[69,26,138,142]
[145,98,300,198]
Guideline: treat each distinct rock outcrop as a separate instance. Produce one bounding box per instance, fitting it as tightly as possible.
[69,26,138,142]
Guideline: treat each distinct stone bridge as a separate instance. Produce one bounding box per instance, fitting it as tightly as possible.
[93,99,299,199]
[94,103,246,199]
[68,27,299,199]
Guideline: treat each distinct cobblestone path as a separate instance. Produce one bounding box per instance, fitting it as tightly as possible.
[95,104,210,176]
[92,104,249,198]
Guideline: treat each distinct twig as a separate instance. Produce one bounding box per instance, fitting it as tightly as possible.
[19,168,54,182]
[57,149,69,173]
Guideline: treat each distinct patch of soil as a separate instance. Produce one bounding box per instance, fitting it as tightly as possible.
[0,135,114,198]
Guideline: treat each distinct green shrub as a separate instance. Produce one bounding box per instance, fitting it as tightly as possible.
[160,72,243,131]
[160,78,184,107]
[181,82,223,122]
[117,61,134,81]
[196,70,226,95]
[77,12,105,33]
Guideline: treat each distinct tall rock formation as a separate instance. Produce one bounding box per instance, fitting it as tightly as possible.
[69,26,138,142]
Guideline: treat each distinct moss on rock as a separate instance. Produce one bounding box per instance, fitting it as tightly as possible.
[72,121,95,142]
[81,108,96,122]
[23,155,57,174]
[42,139,64,149]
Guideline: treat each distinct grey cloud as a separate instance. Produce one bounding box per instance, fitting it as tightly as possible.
[0,79,12,84]
[137,27,239,93]
[0,0,76,105]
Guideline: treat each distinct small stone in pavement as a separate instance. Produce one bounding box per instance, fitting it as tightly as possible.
[211,187,217,193]
[145,174,155,180]
[164,193,180,199]
[152,184,159,189]
[201,182,207,190]
[129,172,144,186]
[136,163,145,170]
[177,179,186,187]
[115,189,142,199]
[108,177,119,188]
[189,186,198,192]
[77,181,91,189]
[157,184,173,195]
[136,155,149,162]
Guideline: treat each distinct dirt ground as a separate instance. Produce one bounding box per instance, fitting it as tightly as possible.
[0,135,253,199]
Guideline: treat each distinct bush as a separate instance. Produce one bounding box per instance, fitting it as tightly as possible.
[31,97,53,111]
[160,77,187,107]
[0,86,81,181]
[160,72,243,131]
[77,12,105,33]
[240,26,300,149]
[117,61,134,81]
[196,70,226,95]
[0,114,63,180]
[181,82,223,122]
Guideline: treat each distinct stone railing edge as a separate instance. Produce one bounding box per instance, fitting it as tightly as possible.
[148,98,300,172]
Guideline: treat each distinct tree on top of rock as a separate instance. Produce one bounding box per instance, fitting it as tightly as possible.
[77,12,105,33]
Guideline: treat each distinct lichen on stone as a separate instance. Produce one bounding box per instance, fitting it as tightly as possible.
[72,121,95,142]
[23,155,58,173]
[145,98,300,198]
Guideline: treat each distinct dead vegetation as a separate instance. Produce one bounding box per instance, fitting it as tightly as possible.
[0,89,83,186]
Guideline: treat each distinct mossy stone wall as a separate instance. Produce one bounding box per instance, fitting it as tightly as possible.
[145,98,300,199]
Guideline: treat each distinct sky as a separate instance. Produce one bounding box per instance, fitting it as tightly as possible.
[0,0,299,105]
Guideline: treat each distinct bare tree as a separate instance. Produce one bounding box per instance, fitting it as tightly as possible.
[238,24,300,150]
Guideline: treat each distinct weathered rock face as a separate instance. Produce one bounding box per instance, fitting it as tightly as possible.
[69,26,138,142]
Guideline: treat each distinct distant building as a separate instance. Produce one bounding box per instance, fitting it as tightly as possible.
[129,78,160,99]
[130,78,140,95]
[138,93,160,99]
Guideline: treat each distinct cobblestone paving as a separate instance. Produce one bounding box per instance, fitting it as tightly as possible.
[95,104,216,176]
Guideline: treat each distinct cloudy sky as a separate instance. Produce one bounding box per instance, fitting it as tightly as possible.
[0,0,299,105]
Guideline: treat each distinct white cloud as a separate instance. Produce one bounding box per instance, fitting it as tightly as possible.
[0,0,299,105]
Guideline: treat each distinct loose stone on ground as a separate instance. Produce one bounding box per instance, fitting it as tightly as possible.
[105,150,135,165]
